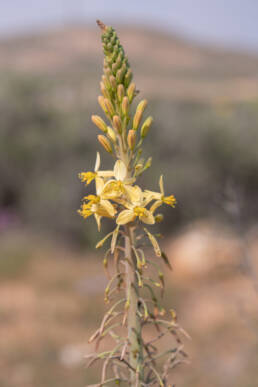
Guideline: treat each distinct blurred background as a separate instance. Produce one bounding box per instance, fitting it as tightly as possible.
[1,1,258,386]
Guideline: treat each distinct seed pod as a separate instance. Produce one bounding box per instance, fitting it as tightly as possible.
[113,115,122,133]
[91,115,108,133]
[98,135,113,153]
[127,82,136,103]
[117,84,125,102]
[133,99,147,130]
[98,96,108,115]
[141,116,153,138]
[122,96,129,116]
[107,127,117,143]
[127,129,136,150]
[104,98,115,116]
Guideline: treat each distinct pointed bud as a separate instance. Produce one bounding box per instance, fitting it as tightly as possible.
[98,96,108,115]
[127,82,136,103]
[117,84,125,102]
[125,68,133,88]
[104,98,115,117]
[98,135,113,153]
[107,127,116,143]
[100,81,109,99]
[127,129,136,150]
[122,96,129,116]
[144,157,152,169]
[102,75,111,90]
[91,115,108,133]
[112,62,119,74]
[133,99,147,130]
[109,75,116,90]
[113,115,122,133]
[141,116,153,138]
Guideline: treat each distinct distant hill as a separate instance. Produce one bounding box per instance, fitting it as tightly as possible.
[1,25,258,103]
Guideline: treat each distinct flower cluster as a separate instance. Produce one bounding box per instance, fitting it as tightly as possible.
[78,153,176,230]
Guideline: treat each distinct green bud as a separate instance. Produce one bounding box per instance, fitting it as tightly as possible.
[98,96,108,115]
[113,115,122,133]
[117,84,125,102]
[133,99,147,130]
[141,116,153,138]
[122,96,129,116]
[127,129,136,150]
[91,115,108,133]
[107,127,117,143]
[100,82,109,99]
[125,68,133,88]
[104,98,115,117]
[127,82,136,103]
[98,135,113,153]
[109,75,117,90]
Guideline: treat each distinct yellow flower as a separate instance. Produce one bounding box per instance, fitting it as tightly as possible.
[102,159,136,201]
[79,152,114,185]
[116,186,155,225]
[144,175,176,213]
[79,177,116,231]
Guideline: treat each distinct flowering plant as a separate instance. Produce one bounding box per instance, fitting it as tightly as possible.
[79,20,188,386]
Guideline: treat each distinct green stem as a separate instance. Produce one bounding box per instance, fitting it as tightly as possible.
[124,225,144,384]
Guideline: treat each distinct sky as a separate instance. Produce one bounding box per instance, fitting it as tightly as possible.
[1,0,258,52]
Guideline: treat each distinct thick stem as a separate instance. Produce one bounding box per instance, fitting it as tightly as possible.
[125,225,144,384]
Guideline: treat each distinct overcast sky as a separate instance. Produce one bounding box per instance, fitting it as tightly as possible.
[1,0,258,52]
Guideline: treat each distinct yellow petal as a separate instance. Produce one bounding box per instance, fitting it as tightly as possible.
[100,199,116,217]
[127,185,142,203]
[140,210,155,225]
[114,160,127,181]
[116,210,136,225]
[94,214,102,231]
[150,200,163,214]
[95,177,104,196]
[97,170,114,177]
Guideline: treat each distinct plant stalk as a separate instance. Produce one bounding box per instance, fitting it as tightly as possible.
[125,225,144,385]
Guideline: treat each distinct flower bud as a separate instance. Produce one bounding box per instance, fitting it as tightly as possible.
[117,84,125,102]
[91,115,107,133]
[98,135,113,153]
[127,129,136,150]
[124,68,133,87]
[144,157,152,169]
[127,82,136,103]
[141,116,153,138]
[155,214,164,223]
[98,96,108,115]
[102,75,111,90]
[133,99,147,130]
[100,81,109,99]
[109,75,116,90]
[113,115,122,133]
[122,96,129,116]
[104,98,115,116]
[107,126,116,143]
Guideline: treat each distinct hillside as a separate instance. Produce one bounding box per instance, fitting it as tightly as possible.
[1,25,258,103]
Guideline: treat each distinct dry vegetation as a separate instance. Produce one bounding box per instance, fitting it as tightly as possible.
[1,25,258,386]
[0,224,258,387]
